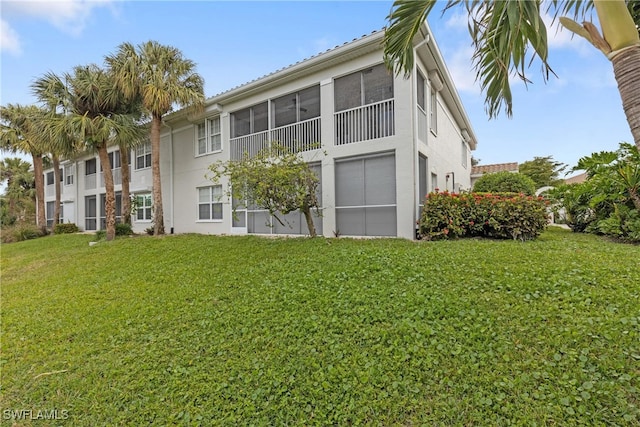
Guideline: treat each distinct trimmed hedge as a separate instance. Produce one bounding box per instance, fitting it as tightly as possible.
[473,171,537,195]
[54,223,80,234]
[419,191,549,241]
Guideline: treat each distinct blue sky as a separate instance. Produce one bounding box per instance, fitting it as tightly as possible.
[0,0,632,175]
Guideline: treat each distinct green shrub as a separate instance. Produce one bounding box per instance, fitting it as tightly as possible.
[473,171,537,195]
[1,223,45,243]
[419,191,548,241]
[54,223,80,234]
[95,223,134,241]
[115,223,133,236]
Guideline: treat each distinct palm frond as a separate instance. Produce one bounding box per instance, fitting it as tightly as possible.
[384,0,440,76]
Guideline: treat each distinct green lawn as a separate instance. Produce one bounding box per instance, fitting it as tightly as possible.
[1,228,638,425]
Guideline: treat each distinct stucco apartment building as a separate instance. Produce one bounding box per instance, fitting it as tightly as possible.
[44,23,478,240]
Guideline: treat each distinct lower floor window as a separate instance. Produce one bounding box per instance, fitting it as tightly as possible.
[136,194,152,221]
[46,201,63,227]
[198,186,223,221]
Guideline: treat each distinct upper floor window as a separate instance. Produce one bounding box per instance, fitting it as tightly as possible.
[65,165,74,186]
[231,102,268,138]
[135,141,152,170]
[334,63,394,112]
[461,140,468,168]
[430,84,438,134]
[85,158,97,175]
[101,150,121,171]
[46,171,54,186]
[196,117,221,156]
[417,72,426,111]
[271,85,320,128]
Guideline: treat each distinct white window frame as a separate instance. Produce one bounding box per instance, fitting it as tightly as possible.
[197,185,223,222]
[461,140,468,169]
[430,84,438,135]
[135,142,152,170]
[135,193,152,222]
[64,164,75,186]
[195,117,222,157]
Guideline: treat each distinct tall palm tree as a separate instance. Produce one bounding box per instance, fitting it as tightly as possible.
[0,104,48,234]
[32,65,142,241]
[106,41,204,235]
[383,0,640,149]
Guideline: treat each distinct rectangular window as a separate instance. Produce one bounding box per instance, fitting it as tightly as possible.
[46,171,54,186]
[431,173,438,192]
[417,72,426,111]
[100,192,122,229]
[65,165,74,186]
[461,140,468,168]
[196,117,222,156]
[419,155,428,208]
[335,63,393,112]
[198,186,223,221]
[430,85,438,134]
[135,141,152,170]
[85,158,97,175]
[272,85,320,128]
[231,102,268,138]
[46,201,54,228]
[85,195,97,230]
[100,150,121,171]
[136,193,152,221]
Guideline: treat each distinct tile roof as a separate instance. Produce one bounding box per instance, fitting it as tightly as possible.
[564,172,587,184]
[471,162,519,175]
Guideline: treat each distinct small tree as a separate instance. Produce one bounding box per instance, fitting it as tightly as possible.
[473,171,537,195]
[519,156,567,188]
[209,145,321,237]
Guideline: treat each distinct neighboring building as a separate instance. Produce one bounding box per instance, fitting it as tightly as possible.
[44,24,478,240]
[564,172,587,185]
[470,162,519,188]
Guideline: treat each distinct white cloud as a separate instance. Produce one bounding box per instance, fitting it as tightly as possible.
[444,10,467,32]
[3,0,116,37]
[444,44,482,95]
[1,19,22,55]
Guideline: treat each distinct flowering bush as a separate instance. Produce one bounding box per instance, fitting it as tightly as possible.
[419,191,548,241]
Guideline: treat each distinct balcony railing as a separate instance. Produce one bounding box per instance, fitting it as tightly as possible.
[335,99,395,146]
[100,167,123,187]
[230,117,321,160]
[85,173,97,190]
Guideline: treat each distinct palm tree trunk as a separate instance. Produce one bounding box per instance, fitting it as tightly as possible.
[120,144,131,225]
[52,155,61,228]
[32,154,46,234]
[97,144,117,241]
[611,45,640,150]
[151,115,165,235]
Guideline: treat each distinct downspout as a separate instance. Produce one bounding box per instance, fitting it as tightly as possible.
[413,31,430,239]
[162,120,175,234]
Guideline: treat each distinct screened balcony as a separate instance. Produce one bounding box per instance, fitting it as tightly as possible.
[335,99,394,145]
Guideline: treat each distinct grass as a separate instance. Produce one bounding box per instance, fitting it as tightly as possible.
[1,228,639,425]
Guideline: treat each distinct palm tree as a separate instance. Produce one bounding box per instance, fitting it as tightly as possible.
[0,104,48,234]
[32,65,142,241]
[383,0,640,149]
[106,41,205,235]
[0,157,34,221]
